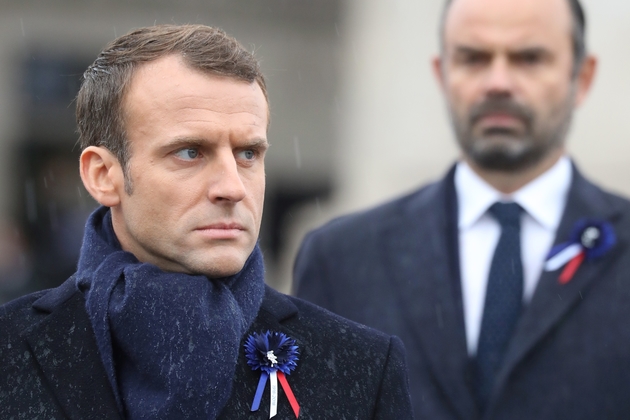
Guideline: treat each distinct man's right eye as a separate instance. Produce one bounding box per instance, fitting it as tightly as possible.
[174,148,200,160]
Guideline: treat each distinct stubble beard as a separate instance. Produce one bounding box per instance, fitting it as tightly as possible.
[450,93,575,173]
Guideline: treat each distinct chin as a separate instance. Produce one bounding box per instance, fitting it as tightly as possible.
[196,255,250,279]
[472,149,544,172]
[174,242,257,279]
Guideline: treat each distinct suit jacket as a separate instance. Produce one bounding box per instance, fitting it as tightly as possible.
[294,165,630,420]
[0,278,413,419]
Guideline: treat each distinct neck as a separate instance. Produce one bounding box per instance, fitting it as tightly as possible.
[465,149,564,195]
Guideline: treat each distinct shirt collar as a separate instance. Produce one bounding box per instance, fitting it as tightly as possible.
[455,156,572,230]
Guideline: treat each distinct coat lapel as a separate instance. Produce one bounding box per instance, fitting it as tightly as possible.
[492,168,627,408]
[384,169,478,420]
[25,282,121,420]
[218,286,299,419]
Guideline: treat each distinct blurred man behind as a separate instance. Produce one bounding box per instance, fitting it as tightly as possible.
[295,0,630,418]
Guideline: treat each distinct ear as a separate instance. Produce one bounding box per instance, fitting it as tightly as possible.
[574,54,597,107]
[432,55,446,92]
[79,146,125,207]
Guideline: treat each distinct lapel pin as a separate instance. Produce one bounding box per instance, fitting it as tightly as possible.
[245,331,300,418]
[544,219,616,284]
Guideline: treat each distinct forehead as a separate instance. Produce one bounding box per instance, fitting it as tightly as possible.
[444,0,573,50]
[122,54,269,133]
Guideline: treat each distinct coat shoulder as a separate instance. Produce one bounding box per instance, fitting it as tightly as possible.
[285,292,394,344]
[313,179,444,238]
[0,290,49,335]
[0,289,71,417]
[598,186,630,213]
[230,287,413,419]
[260,286,396,348]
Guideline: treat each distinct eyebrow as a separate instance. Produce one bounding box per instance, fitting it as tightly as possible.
[158,136,270,154]
[238,138,270,151]
[453,45,487,54]
[452,45,552,56]
[508,47,552,57]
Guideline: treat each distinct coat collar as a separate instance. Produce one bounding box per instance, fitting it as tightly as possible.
[258,285,299,323]
[25,280,298,420]
[487,165,627,416]
[382,162,627,420]
[27,278,121,420]
[214,286,300,419]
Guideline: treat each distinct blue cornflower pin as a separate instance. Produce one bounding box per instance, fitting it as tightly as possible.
[545,219,616,284]
[245,331,300,418]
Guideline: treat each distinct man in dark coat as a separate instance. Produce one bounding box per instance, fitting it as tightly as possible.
[0,25,412,419]
[295,0,630,419]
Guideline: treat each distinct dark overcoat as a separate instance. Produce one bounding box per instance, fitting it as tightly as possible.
[294,165,630,419]
[0,279,412,419]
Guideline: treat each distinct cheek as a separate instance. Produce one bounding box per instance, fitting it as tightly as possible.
[445,77,477,111]
[246,173,266,214]
[519,67,572,101]
[526,80,570,118]
[152,170,202,199]
[132,179,195,223]
[543,81,570,104]
[253,181,266,212]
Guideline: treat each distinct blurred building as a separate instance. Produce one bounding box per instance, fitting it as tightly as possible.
[0,0,627,301]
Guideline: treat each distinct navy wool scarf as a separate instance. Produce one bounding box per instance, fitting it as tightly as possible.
[75,206,265,419]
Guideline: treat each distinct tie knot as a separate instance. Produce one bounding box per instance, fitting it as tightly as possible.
[489,202,522,228]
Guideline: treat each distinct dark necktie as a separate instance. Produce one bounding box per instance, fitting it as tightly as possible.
[475,202,523,411]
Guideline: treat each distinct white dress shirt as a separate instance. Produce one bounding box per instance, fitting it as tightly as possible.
[455,156,572,355]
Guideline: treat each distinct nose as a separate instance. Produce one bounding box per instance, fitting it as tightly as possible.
[482,57,515,97]
[208,151,247,204]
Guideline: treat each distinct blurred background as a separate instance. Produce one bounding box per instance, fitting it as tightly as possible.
[0,0,627,303]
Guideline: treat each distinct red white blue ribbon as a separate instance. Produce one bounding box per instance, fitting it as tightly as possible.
[245,331,300,418]
[544,219,615,284]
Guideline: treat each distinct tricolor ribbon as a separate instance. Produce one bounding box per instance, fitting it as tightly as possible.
[245,331,300,418]
[544,219,616,284]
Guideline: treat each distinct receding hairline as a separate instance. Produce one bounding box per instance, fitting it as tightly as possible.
[443,0,570,37]
[119,53,271,129]
[439,0,586,56]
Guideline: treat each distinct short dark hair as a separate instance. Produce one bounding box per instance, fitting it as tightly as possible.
[439,0,586,75]
[76,24,268,192]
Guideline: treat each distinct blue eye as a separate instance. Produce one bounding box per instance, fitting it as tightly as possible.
[175,148,199,160]
[238,150,256,160]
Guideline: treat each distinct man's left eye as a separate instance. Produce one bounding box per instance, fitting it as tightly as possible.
[237,150,256,160]
[174,148,200,160]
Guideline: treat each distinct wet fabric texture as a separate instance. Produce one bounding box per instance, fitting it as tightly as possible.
[0,279,414,419]
[75,206,265,419]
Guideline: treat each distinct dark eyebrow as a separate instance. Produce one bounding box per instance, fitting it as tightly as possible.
[509,47,552,57]
[241,138,270,150]
[157,137,205,154]
[157,136,270,155]
[450,45,554,66]
[452,45,490,55]
[452,45,552,56]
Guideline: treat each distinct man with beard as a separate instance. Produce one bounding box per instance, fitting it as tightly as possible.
[0,25,413,419]
[294,0,630,418]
